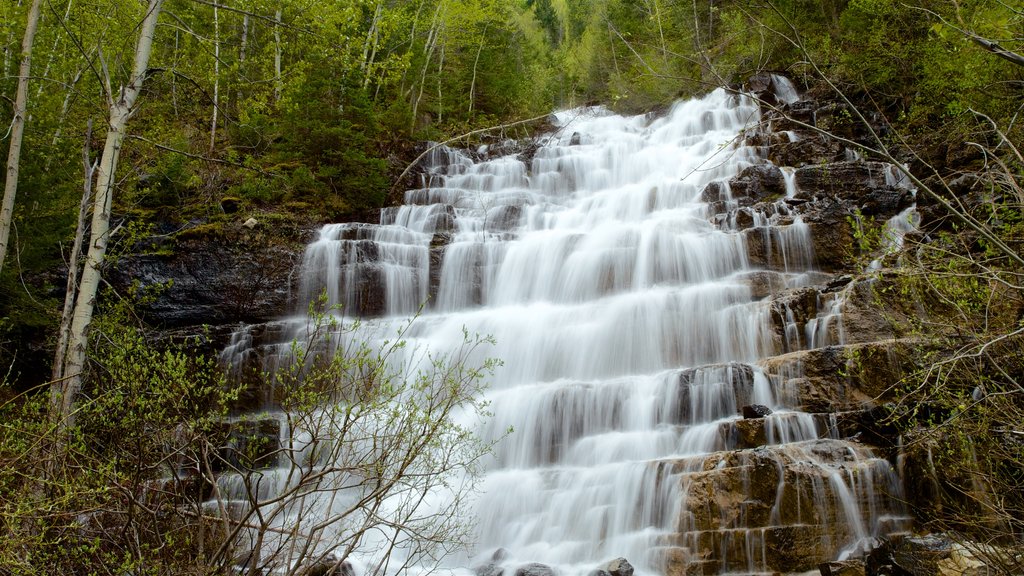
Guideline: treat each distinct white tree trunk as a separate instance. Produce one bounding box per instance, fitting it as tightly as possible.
[53,120,95,383]
[53,0,164,435]
[274,6,282,103]
[361,1,383,89]
[238,12,249,106]
[0,0,43,277]
[210,4,220,153]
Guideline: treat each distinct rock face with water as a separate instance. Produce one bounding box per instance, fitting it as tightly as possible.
[217,79,926,575]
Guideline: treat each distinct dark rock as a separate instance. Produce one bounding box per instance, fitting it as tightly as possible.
[818,559,866,576]
[826,275,853,291]
[298,556,355,576]
[428,232,452,307]
[746,73,799,107]
[514,563,555,576]
[742,404,772,419]
[746,72,774,96]
[734,207,756,229]
[110,223,306,329]
[769,133,845,167]
[700,181,728,203]
[569,132,582,145]
[794,162,914,218]
[867,536,942,576]
[428,204,457,233]
[474,548,509,576]
[728,165,787,204]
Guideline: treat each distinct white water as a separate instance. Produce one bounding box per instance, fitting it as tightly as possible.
[219,89,910,575]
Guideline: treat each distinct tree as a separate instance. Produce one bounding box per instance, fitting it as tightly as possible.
[208,303,499,575]
[52,0,164,445]
[2,291,498,574]
[0,0,44,277]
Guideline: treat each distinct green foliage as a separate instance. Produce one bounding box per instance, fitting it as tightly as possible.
[0,288,237,574]
[2,287,500,573]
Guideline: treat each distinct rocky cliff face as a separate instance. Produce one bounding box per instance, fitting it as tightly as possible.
[108,215,311,347]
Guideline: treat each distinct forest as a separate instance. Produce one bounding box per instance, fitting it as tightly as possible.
[1,0,1022,574]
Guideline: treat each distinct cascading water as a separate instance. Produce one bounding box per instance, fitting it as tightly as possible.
[220,88,911,575]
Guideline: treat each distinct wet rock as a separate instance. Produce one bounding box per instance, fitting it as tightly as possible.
[110,223,305,328]
[670,363,756,424]
[798,197,857,272]
[770,133,846,167]
[794,162,913,217]
[740,270,788,300]
[487,205,523,232]
[764,525,830,572]
[297,556,355,576]
[760,340,917,412]
[742,404,772,419]
[427,204,457,233]
[514,563,555,576]
[865,535,981,576]
[700,180,729,203]
[818,559,866,576]
[728,165,787,204]
[428,232,452,307]
[733,418,767,449]
[826,274,853,291]
[474,548,509,576]
[602,557,633,576]
[745,72,799,107]
[569,132,582,145]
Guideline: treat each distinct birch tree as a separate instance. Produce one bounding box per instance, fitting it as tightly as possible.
[0,0,44,277]
[51,0,164,438]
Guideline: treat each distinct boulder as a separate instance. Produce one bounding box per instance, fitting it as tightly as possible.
[741,404,772,419]
[474,548,510,576]
[297,556,355,576]
[728,165,787,204]
[818,559,866,576]
[514,563,555,576]
[602,558,633,576]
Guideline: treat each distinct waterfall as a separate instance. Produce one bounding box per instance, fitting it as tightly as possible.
[220,89,911,575]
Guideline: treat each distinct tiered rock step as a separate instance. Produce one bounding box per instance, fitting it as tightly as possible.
[656,440,912,575]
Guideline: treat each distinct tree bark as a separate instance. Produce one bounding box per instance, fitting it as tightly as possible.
[52,0,164,438]
[237,12,249,107]
[52,120,95,384]
[0,0,43,277]
[210,4,220,153]
[274,6,282,103]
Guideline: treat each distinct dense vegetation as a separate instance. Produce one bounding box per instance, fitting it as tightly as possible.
[1,0,1022,573]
